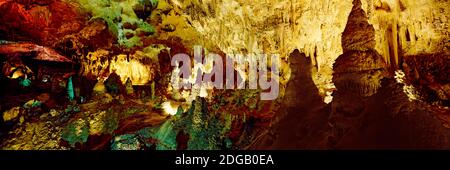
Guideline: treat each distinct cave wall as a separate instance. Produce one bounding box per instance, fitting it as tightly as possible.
[1,0,447,101]
[176,0,449,99]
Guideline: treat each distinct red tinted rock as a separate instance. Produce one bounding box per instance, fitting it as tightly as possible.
[0,0,85,45]
[0,42,73,63]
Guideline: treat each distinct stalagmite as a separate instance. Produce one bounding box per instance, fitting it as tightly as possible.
[333,0,387,97]
[177,0,448,99]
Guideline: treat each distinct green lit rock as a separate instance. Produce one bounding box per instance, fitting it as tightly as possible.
[67,77,75,101]
[137,120,177,150]
[181,97,233,150]
[76,0,156,48]
[111,134,142,150]
[18,77,31,87]
[61,118,89,147]
[108,97,235,150]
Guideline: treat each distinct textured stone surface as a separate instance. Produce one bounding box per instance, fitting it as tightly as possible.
[342,0,376,52]
[0,0,448,150]
[179,0,449,98]
[334,0,387,97]
[0,0,85,45]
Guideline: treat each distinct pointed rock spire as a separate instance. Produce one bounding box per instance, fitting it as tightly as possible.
[341,0,376,52]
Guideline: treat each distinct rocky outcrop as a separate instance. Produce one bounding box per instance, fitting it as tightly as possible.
[251,50,330,149]
[402,53,450,106]
[333,50,386,97]
[334,0,387,97]
[180,0,448,100]
[0,0,85,45]
[328,0,450,149]
[362,0,449,69]
[341,0,376,53]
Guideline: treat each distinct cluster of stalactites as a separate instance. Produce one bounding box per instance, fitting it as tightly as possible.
[79,45,168,85]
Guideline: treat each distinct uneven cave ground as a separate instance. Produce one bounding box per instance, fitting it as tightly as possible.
[0,0,449,150]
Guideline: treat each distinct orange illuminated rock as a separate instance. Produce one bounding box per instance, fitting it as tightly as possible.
[341,0,376,53]
[0,0,85,45]
[0,42,73,63]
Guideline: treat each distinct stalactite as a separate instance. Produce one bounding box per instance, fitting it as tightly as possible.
[369,0,448,70]
[314,45,319,71]
[80,45,167,85]
[383,28,391,67]
[393,24,399,69]
[175,0,448,100]
[405,28,411,42]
